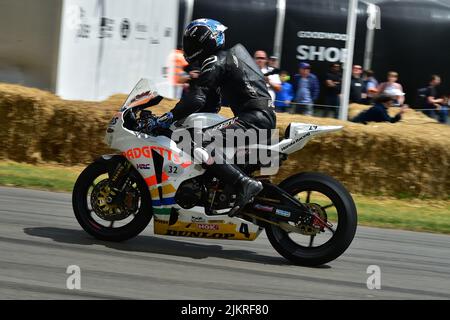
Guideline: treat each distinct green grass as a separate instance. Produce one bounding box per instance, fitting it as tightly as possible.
[0,161,81,192]
[0,161,449,234]
[353,195,450,234]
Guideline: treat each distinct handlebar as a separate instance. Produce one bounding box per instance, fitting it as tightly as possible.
[123,95,164,132]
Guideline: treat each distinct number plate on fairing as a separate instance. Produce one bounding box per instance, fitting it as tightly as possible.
[164,164,183,176]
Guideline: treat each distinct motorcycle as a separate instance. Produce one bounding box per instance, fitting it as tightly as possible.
[72,79,357,266]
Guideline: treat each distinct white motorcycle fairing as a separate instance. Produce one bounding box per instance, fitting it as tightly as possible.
[104,79,342,241]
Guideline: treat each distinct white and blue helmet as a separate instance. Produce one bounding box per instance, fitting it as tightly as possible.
[183,18,228,63]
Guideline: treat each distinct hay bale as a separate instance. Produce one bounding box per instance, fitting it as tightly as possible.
[1,83,449,198]
[272,108,449,198]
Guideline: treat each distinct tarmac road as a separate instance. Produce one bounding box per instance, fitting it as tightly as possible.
[0,186,449,300]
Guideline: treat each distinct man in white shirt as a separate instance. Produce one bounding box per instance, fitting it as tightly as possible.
[253,50,281,102]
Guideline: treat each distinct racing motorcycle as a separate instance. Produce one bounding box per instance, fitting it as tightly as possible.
[72,79,357,266]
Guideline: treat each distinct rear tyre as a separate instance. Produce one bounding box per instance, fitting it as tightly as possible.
[265,172,357,266]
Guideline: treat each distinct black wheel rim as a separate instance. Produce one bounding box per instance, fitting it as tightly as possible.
[273,186,343,250]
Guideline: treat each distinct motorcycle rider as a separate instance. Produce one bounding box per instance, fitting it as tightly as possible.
[153,18,276,216]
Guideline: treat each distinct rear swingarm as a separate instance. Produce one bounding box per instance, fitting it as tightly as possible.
[244,180,313,223]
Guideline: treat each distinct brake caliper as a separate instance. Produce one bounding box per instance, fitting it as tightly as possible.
[296,203,328,236]
[91,179,139,221]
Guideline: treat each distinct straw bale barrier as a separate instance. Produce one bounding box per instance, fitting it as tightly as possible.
[1,83,448,198]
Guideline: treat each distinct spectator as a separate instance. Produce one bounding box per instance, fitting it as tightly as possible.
[363,69,379,104]
[292,62,320,115]
[421,75,448,124]
[384,87,405,107]
[324,63,342,118]
[446,94,450,124]
[351,93,407,124]
[274,70,294,113]
[350,65,365,103]
[378,71,405,105]
[168,45,189,99]
[253,50,281,102]
[268,55,281,75]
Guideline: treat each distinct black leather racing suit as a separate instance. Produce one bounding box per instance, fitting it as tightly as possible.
[169,43,275,215]
[170,43,276,134]
[179,61,221,115]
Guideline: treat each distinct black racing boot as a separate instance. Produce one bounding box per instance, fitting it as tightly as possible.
[208,163,263,217]
[230,175,264,217]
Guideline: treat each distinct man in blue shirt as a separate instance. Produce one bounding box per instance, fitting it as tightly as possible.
[292,62,320,115]
[351,94,407,124]
[363,69,379,104]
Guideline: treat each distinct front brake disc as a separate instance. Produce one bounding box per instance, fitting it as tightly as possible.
[91,180,138,221]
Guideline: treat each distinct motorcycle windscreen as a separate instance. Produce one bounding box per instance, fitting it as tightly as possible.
[120,78,163,112]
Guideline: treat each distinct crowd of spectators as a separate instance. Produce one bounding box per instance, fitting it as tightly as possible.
[251,51,448,124]
[173,48,449,125]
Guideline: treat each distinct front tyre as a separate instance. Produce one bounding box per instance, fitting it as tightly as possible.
[266,172,357,266]
[72,159,152,242]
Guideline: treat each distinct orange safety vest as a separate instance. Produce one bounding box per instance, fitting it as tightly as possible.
[168,49,189,85]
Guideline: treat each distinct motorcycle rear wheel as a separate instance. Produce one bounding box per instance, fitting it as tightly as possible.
[265,172,357,266]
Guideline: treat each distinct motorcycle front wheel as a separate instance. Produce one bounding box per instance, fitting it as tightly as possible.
[72,159,153,242]
[265,172,357,266]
